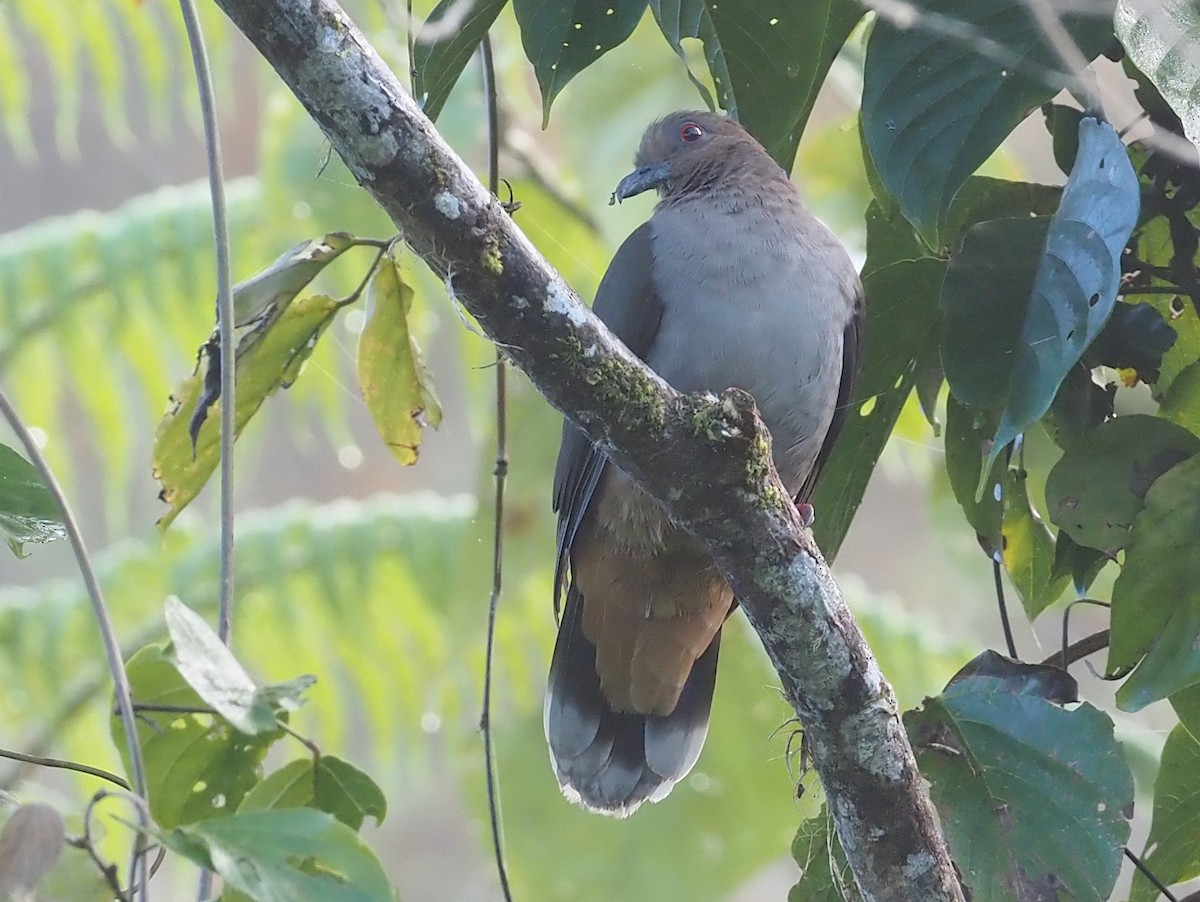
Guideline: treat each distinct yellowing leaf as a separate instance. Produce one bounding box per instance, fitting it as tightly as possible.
[357,257,441,465]
[153,294,341,529]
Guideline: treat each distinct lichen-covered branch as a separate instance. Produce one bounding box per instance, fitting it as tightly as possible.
[210,1,963,898]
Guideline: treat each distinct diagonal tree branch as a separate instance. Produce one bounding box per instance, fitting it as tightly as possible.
[209,1,963,898]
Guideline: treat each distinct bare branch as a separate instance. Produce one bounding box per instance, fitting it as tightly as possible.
[209,1,963,898]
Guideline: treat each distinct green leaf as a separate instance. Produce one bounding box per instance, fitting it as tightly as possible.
[1116,0,1200,150]
[861,0,1115,242]
[1049,530,1109,596]
[941,217,1048,412]
[1160,359,1200,436]
[1001,467,1067,619]
[1045,414,1200,553]
[515,0,647,126]
[152,292,342,529]
[812,258,943,561]
[0,443,64,558]
[357,256,442,465]
[112,645,282,829]
[788,807,860,901]
[1111,454,1200,710]
[1041,364,1114,450]
[1084,301,1178,385]
[240,756,387,832]
[649,0,863,167]
[1130,724,1200,901]
[988,118,1141,463]
[164,597,281,735]
[153,808,394,902]
[1172,683,1200,736]
[944,397,1004,553]
[904,674,1133,901]
[232,233,358,327]
[413,0,510,123]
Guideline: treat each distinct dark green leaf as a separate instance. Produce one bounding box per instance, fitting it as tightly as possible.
[941,217,1048,413]
[153,808,393,902]
[1042,364,1115,450]
[165,597,278,735]
[812,258,943,561]
[905,675,1133,901]
[944,396,1004,554]
[1116,0,1200,149]
[788,807,860,901]
[1045,414,1200,553]
[240,757,387,831]
[1001,468,1068,619]
[988,118,1141,463]
[947,650,1078,704]
[112,646,281,829]
[650,0,863,167]
[1129,724,1200,901]
[0,443,63,558]
[1050,530,1110,596]
[516,0,647,126]
[1084,301,1177,384]
[862,0,1115,242]
[1110,454,1200,709]
[1042,103,1084,175]
[1171,682,1200,736]
[153,292,342,529]
[414,0,510,123]
[357,255,441,465]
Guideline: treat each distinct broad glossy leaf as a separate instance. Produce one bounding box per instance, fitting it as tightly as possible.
[0,443,63,558]
[905,674,1133,901]
[812,258,943,560]
[414,0,509,123]
[153,292,341,529]
[1045,414,1200,553]
[862,0,1115,242]
[1001,467,1067,619]
[239,757,387,831]
[112,645,281,829]
[1116,0,1200,150]
[1129,724,1200,901]
[988,118,1140,464]
[944,395,1004,554]
[1110,454,1200,709]
[154,808,393,902]
[650,0,863,167]
[164,597,280,735]
[515,0,647,125]
[357,256,441,466]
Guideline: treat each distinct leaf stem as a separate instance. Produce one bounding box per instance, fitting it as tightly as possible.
[0,747,131,790]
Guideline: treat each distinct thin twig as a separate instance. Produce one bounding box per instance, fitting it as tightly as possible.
[1042,629,1110,669]
[1124,847,1179,902]
[992,556,1019,660]
[69,792,130,902]
[178,0,236,648]
[0,747,131,791]
[477,31,513,902]
[0,385,150,899]
[407,0,417,97]
[277,720,323,761]
[1057,597,1111,670]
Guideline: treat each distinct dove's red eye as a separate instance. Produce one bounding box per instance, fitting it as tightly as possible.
[680,123,704,143]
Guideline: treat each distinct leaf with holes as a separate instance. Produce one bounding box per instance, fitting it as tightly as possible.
[1129,724,1200,901]
[153,293,342,529]
[986,118,1140,465]
[112,645,282,829]
[357,255,441,466]
[0,443,63,558]
[1001,467,1067,619]
[515,0,648,126]
[414,0,510,122]
[153,809,393,902]
[1116,0,1200,150]
[650,0,863,167]
[239,757,387,832]
[1045,414,1200,553]
[862,0,1116,243]
[1110,454,1200,710]
[904,674,1133,901]
[812,258,942,561]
